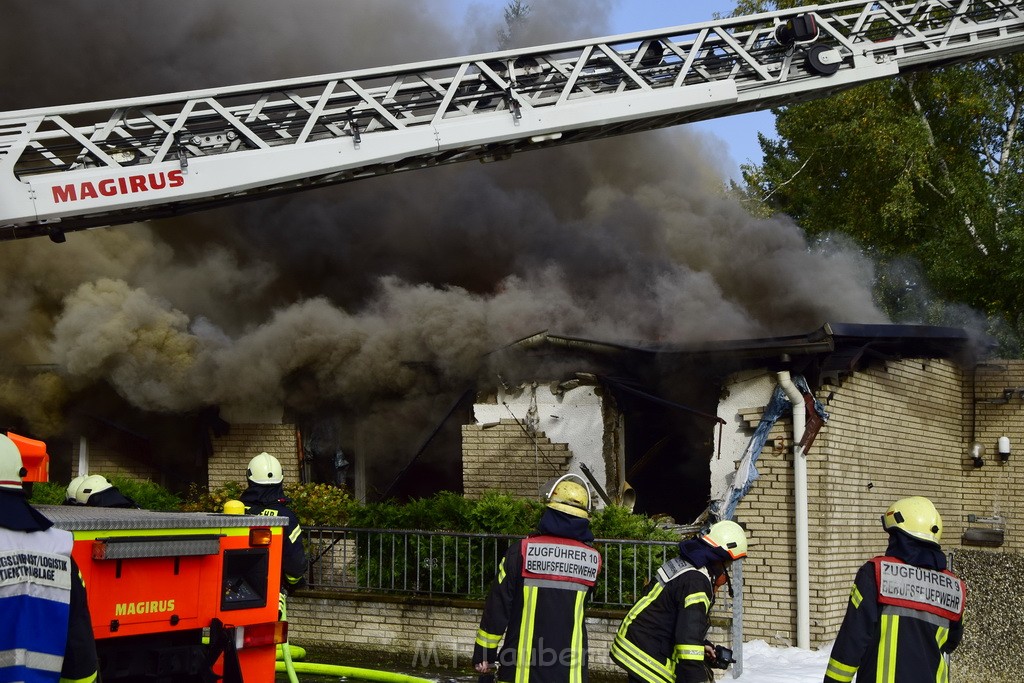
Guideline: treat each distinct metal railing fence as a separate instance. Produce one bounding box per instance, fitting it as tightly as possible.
[303,527,688,609]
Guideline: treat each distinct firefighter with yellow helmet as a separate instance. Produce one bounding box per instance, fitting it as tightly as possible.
[0,433,99,683]
[473,473,602,683]
[611,519,748,682]
[240,452,308,593]
[824,496,965,683]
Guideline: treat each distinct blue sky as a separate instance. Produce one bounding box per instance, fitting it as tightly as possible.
[607,1,776,178]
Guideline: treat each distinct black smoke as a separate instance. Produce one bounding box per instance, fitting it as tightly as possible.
[0,1,885,494]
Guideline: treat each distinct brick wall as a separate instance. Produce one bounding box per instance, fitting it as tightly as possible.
[734,358,969,647]
[462,420,572,499]
[85,444,160,482]
[731,408,795,645]
[809,358,968,647]
[966,359,1024,550]
[208,422,299,489]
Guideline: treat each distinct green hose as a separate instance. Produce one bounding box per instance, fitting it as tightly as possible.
[274,661,435,683]
[280,595,300,683]
[276,595,432,683]
[276,644,306,661]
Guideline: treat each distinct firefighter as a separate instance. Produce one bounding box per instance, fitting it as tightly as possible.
[240,452,308,594]
[473,473,603,683]
[611,519,748,683]
[0,433,99,683]
[74,473,138,508]
[823,496,965,683]
[63,474,87,505]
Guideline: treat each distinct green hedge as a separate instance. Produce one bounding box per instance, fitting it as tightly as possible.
[181,481,357,527]
[30,476,182,510]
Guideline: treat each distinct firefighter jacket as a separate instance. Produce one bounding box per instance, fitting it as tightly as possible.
[611,556,716,683]
[241,483,308,592]
[824,533,965,683]
[83,486,138,509]
[473,509,602,683]
[0,495,98,683]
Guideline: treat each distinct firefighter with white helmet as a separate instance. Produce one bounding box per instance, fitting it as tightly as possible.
[473,473,602,683]
[240,452,308,594]
[611,519,748,682]
[74,473,138,508]
[0,433,99,682]
[824,496,965,683]
[64,474,87,505]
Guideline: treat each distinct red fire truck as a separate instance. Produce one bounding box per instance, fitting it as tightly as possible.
[11,432,287,683]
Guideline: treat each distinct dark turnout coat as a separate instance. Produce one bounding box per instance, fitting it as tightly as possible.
[611,557,716,683]
[824,532,965,683]
[473,509,602,683]
[240,483,308,592]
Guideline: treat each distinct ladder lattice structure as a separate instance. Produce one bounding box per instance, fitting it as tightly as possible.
[1,0,1023,241]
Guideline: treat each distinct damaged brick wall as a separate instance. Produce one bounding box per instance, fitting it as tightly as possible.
[733,358,969,648]
[462,419,571,499]
[807,358,967,648]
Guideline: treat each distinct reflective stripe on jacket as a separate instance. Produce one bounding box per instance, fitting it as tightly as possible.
[824,558,965,683]
[0,526,74,683]
[473,534,601,683]
[611,557,714,683]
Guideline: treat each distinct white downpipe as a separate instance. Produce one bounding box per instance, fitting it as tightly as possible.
[77,436,89,476]
[777,371,809,649]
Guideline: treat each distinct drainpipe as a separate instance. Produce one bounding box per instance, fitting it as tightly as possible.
[777,370,809,650]
[77,436,89,476]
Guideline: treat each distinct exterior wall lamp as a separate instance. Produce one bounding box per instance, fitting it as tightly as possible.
[998,436,1011,462]
[970,442,985,468]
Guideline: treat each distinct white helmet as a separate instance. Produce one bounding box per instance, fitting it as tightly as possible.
[247,452,283,485]
[702,520,749,560]
[0,434,27,491]
[66,475,88,503]
[75,474,113,505]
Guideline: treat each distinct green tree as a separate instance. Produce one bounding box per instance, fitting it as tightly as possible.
[735,1,1024,351]
[497,1,530,49]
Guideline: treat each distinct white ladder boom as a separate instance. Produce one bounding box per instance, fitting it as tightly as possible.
[1,0,1023,241]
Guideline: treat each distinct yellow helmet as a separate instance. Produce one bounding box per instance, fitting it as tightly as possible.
[247,452,283,485]
[702,520,748,560]
[881,496,942,544]
[545,474,592,519]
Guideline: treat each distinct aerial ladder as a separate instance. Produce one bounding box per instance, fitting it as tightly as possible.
[1,0,1023,242]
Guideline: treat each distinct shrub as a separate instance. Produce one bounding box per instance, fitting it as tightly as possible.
[181,481,247,513]
[29,482,67,506]
[181,481,356,527]
[109,476,182,511]
[284,483,356,527]
[590,504,679,541]
[466,491,543,535]
[30,477,182,510]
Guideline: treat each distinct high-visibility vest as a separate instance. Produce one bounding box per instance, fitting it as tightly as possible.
[0,526,74,683]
